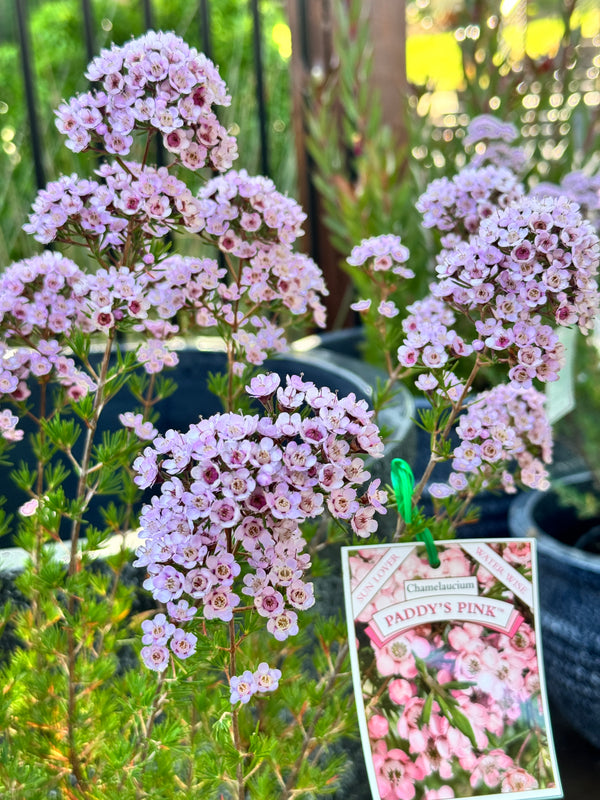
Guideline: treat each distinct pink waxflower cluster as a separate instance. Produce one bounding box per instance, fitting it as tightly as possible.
[198,168,307,250]
[23,165,327,368]
[0,250,228,441]
[464,114,528,174]
[0,251,98,417]
[435,194,600,385]
[396,294,473,384]
[0,246,288,441]
[429,383,553,497]
[415,165,524,239]
[55,30,237,171]
[25,162,200,247]
[348,143,599,512]
[347,234,414,320]
[229,662,282,704]
[134,373,387,677]
[532,170,600,221]
[347,234,412,272]
[16,33,328,395]
[0,249,201,440]
[3,245,323,416]
[351,543,549,799]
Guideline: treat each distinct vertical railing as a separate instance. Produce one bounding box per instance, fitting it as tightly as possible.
[81,0,95,61]
[199,0,213,59]
[14,0,46,191]
[250,0,270,176]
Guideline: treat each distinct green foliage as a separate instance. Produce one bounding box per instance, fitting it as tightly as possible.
[41,415,81,450]
[306,0,432,355]
[207,369,230,412]
[2,499,359,799]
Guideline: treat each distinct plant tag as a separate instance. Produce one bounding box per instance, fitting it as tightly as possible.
[342,538,562,800]
[545,326,577,424]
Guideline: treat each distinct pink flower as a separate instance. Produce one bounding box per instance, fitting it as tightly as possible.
[254,587,285,618]
[397,344,419,367]
[169,628,197,659]
[19,498,39,517]
[470,749,515,789]
[501,768,539,792]
[327,486,359,519]
[375,634,430,678]
[372,740,424,800]
[267,609,299,641]
[203,588,239,622]
[415,373,438,391]
[429,483,454,499]
[253,662,281,692]
[350,299,372,312]
[368,714,389,739]
[351,506,379,537]
[141,613,175,645]
[378,300,400,318]
[229,671,257,704]
[367,479,388,513]
[246,372,281,398]
[166,599,198,622]
[388,678,413,706]
[119,411,158,440]
[141,643,170,672]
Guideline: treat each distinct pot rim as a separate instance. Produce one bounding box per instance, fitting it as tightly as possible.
[0,347,416,572]
[508,470,600,572]
[284,348,415,443]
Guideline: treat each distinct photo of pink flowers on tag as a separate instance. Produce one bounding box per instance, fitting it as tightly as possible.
[342,539,562,800]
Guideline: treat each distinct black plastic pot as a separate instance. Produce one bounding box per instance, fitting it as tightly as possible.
[0,346,415,555]
[509,471,600,749]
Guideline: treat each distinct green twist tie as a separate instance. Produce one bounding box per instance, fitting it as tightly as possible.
[391,458,440,569]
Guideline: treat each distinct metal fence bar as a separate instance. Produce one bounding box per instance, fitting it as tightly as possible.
[199,0,213,60]
[81,0,95,61]
[250,0,270,177]
[140,0,168,170]
[142,0,154,31]
[15,0,46,191]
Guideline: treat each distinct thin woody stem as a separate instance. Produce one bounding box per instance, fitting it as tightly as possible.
[281,642,350,799]
[224,523,246,800]
[65,333,115,795]
[394,356,483,540]
[229,615,246,800]
[134,672,167,800]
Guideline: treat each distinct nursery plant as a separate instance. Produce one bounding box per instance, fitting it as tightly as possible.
[0,31,386,799]
[0,25,599,800]
[335,115,598,796]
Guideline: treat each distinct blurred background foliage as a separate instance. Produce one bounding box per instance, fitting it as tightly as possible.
[405,0,599,181]
[0,0,598,275]
[304,0,599,352]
